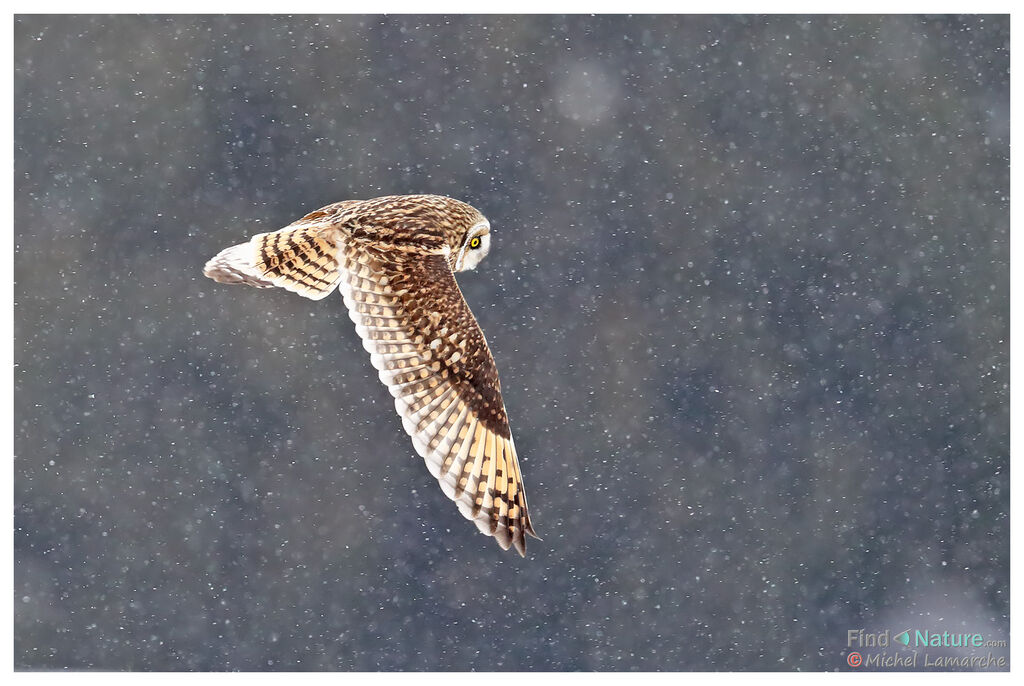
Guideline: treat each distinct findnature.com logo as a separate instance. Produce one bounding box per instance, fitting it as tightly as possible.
[844,629,1008,669]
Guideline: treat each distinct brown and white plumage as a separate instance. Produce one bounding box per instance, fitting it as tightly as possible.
[203,194,538,555]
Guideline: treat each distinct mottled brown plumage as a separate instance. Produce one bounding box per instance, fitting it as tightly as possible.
[203,194,537,555]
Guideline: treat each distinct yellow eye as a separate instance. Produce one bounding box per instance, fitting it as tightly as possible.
[469,236,482,249]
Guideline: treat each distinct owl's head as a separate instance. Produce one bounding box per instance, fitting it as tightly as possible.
[358,194,492,272]
[454,218,491,272]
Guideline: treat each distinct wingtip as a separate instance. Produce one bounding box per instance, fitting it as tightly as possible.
[511,523,530,556]
[526,520,541,540]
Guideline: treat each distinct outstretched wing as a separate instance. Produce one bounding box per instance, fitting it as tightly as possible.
[203,201,359,300]
[339,243,537,555]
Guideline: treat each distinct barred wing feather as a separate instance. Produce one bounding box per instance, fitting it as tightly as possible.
[338,245,537,555]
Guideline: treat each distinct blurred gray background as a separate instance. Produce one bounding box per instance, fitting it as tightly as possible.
[14,15,1008,671]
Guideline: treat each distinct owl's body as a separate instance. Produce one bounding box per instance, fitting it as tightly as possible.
[203,194,537,555]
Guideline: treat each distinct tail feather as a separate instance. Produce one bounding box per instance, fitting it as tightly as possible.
[204,226,342,301]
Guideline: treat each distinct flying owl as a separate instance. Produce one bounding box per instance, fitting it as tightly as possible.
[202,194,537,555]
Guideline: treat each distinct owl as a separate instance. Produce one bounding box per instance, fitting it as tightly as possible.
[203,194,537,555]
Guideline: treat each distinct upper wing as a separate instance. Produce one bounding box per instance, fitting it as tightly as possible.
[203,201,360,299]
[339,242,537,555]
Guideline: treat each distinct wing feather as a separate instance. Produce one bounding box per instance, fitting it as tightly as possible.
[203,201,362,299]
[338,244,536,555]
